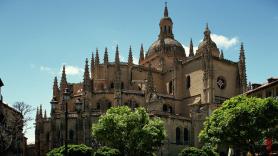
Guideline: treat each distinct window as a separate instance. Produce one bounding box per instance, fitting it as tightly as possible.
[164,26,166,32]
[166,80,174,95]
[110,83,114,89]
[168,106,173,113]
[163,104,167,112]
[186,76,191,89]
[121,82,124,89]
[266,90,272,97]
[97,103,100,110]
[69,129,74,143]
[184,128,189,145]
[176,127,181,144]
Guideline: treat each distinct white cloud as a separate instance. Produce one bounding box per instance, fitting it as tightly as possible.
[133,57,139,65]
[60,65,83,75]
[119,55,126,62]
[211,34,239,49]
[182,44,198,56]
[40,66,55,75]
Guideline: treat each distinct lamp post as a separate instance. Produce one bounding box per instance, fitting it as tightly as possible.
[63,88,70,156]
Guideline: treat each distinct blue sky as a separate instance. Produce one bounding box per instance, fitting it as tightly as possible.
[0,0,277,144]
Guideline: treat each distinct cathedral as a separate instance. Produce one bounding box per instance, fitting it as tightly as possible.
[35,4,247,156]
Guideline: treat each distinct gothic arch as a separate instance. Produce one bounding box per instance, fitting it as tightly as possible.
[124,99,138,110]
[96,98,112,112]
[176,127,181,145]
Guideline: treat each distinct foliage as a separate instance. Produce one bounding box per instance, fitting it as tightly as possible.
[92,106,166,156]
[13,101,35,134]
[202,146,219,156]
[94,146,121,156]
[47,144,93,156]
[178,147,208,156]
[199,96,278,152]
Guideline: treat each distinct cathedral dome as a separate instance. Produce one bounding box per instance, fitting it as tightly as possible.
[147,38,185,57]
[196,24,220,56]
[146,3,185,58]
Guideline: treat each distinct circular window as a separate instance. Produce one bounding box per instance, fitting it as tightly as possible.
[217,76,226,89]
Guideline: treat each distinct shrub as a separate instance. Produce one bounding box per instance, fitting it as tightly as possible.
[179,147,208,156]
[202,146,219,156]
[47,144,93,156]
[94,146,121,156]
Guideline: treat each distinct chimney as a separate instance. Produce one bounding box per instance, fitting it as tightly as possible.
[251,83,261,89]
[267,77,278,83]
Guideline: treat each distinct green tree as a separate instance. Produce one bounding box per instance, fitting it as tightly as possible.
[94,146,121,156]
[199,96,278,154]
[47,144,93,156]
[178,147,208,156]
[92,106,166,156]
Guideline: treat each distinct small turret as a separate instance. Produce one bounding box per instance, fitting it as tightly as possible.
[95,48,100,66]
[60,65,67,94]
[114,45,122,105]
[139,44,144,64]
[128,46,133,65]
[53,76,59,100]
[39,104,43,119]
[189,38,194,57]
[44,109,47,119]
[159,2,174,39]
[83,58,91,92]
[91,52,94,79]
[220,50,224,59]
[238,42,247,93]
[104,47,109,64]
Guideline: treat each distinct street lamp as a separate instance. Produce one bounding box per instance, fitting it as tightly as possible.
[63,88,70,156]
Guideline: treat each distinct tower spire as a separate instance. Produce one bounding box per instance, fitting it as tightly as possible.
[239,42,247,93]
[104,47,109,64]
[159,2,174,39]
[114,45,122,105]
[189,38,194,57]
[95,48,100,65]
[128,46,133,65]
[203,23,212,41]
[60,65,67,93]
[220,50,224,59]
[53,76,59,99]
[139,44,144,64]
[83,58,91,92]
[91,52,94,79]
[164,2,168,17]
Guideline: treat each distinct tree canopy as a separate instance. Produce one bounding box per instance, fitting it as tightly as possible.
[92,106,166,156]
[199,96,278,152]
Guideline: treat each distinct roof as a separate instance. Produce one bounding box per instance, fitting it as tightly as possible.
[0,78,4,87]
[245,78,278,95]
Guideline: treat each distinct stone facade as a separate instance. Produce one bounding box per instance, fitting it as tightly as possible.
[35,5,247,156]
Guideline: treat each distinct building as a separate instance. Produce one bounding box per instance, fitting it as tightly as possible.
[246,77,278,98]
[0,78,26,156]
[35,4,247,156]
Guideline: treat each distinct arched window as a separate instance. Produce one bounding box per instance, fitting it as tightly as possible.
[110,82,114,89]
[168,26,171,33]
[184,128,189,145]
[69,129,74,143]
[163,104,167,112]
[168,106,173,113]
[186,76,191,89]
[176,127,181,144]
[97,103,100,110]
[121,82,124,89]
[164,26,167,32]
